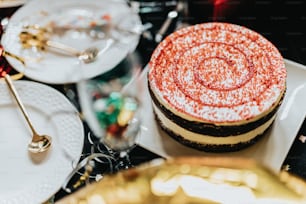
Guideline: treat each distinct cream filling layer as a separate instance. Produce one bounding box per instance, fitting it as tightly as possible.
[153,103,276,145]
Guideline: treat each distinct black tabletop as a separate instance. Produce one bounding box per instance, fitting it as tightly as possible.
[1,0,306,202]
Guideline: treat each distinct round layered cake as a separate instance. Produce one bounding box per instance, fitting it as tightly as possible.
[148,22,286,152]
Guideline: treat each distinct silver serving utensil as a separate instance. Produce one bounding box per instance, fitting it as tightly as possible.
[155,0,184,43]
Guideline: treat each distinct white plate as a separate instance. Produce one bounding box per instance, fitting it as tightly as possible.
[0,80,84,204]
[0,0,26,8]
[78,59,306,174]
[1,0,141,84]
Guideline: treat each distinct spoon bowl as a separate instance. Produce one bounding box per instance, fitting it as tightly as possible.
[28,134,52,153]
[77,47,99,64]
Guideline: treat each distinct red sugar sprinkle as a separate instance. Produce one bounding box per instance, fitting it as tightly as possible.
[148,22,286,123]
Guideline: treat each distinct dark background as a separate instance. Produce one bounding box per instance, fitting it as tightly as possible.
[189,0,306,65]
[137,0,306,66]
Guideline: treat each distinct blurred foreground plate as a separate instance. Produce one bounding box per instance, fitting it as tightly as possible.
[0,80,84,204]
[56,157,306,204]
[1,0,141,84]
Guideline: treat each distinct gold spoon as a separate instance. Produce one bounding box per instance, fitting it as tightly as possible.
[4,74,52,153]
[19,31,99,64]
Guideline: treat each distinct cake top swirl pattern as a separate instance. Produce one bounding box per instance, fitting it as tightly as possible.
[148,22,286,123]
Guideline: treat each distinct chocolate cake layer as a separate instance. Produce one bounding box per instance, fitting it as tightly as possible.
[154,111,274,153]
[149,82,284,137]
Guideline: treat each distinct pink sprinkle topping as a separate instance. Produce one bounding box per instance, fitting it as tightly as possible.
[148,22,286,123]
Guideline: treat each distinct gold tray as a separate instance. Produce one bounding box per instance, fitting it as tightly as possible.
[56,157,306,204]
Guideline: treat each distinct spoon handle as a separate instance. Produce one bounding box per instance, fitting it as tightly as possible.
[45,40,81,56]
[4,74,38,136]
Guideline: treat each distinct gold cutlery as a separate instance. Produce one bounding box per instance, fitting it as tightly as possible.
[0,46,25,80]
[19,30,99,63]
[4,74,52,153]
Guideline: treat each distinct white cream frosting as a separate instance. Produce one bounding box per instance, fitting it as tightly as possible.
[153,103,276,145]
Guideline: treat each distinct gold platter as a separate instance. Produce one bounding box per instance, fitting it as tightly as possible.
[56,157,306,204]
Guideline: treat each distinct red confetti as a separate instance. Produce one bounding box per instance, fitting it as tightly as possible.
[101,14,111,22]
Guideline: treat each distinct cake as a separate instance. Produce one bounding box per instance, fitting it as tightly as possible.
[148,22,286,152]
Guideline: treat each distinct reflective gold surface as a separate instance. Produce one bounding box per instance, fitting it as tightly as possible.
[56,157,306,204]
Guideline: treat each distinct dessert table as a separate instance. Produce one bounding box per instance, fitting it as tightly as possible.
[1,0,306,203]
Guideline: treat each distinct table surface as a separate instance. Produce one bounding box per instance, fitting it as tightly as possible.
[1,0,306,202]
